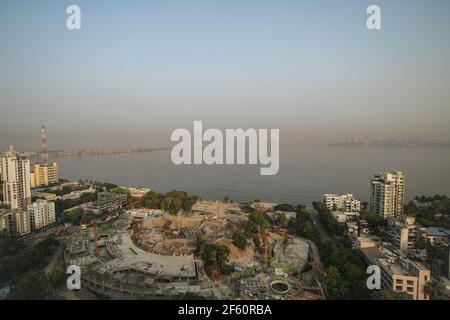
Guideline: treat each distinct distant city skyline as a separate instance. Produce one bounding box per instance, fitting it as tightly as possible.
[1,0,450,151]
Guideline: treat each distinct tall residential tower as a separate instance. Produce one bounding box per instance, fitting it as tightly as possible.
[0,145,32,210]
[370,171,405,219]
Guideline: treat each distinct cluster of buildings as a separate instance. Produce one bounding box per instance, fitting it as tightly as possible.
[0,142,58,237]
[324,171,450,300]
[0,200,56,237]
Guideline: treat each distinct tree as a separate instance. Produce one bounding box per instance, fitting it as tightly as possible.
[274,212,288,226]
[424,280,446,300]
[324,266,348,299]
[8,270,54,300]
[196,234,206,255]
[274,204,295,212]
[319,240,335,267]
[201,243,230,273]
[142,191,163,209]
[371,289,411,300]
[48,268,66,289]
[245,212,269,234]
[233,231,247,249]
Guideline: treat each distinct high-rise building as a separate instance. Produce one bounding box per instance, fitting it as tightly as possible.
[370,171,405,218]
[30,163,58,188]
[27,200,56,230]
[0,146,32,210]
[323,193,361,212]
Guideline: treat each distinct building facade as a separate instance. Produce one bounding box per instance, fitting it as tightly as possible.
[388,216,417,255]
[0,146,32,210]
[27,200,56,230]
[361,247,430,300]
[0,209,31,237]
[30,163,58,188]
[370,171,405,218]
[95,192,127,213]
[323,193,361,212]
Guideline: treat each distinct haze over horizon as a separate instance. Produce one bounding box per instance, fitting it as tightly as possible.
[1,0,450,151]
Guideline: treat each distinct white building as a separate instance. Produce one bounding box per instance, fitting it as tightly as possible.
[0,146,32,210]
[370,171,405,218]
[332,211,360,223]
[27,200,56,230]
[324,193,360,212]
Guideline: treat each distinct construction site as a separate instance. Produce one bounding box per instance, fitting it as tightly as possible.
[64,200,324,299]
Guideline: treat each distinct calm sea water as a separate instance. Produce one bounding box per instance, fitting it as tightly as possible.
[56,146,450,205]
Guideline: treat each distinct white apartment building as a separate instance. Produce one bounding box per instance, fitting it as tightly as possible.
[0,146,32,210]
[323,193,361,212]
[27,200,56,230]
[370,171,405,218]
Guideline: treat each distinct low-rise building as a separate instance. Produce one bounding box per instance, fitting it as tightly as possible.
[361,246,430,300]
[32,191,58,201]
[324,193,360,212]
[61,186,96,201]
[355,236,376,249]
[27,200,56,230]
[426,227,450,246]
[332,211,359,223]
[127,208,166,220]
[358,220,370,236]
[346,221,359,238]
[95,192,127,213]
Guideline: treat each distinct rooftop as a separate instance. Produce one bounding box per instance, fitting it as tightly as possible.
[427,227,450,238]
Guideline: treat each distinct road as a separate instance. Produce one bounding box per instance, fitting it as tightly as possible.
[307,209,339,249]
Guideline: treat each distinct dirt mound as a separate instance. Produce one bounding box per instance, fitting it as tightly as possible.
[152,239,192,256]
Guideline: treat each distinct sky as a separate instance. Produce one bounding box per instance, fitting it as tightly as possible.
[0,0,449,151]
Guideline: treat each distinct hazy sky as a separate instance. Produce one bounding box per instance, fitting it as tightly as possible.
[1,0,449,151]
